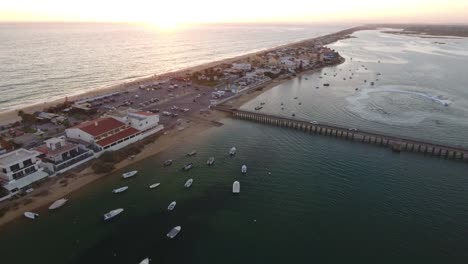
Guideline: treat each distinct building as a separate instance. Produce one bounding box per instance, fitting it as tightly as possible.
[66,111,163,153]
[232,63,252,71]
[0,149,49,192]
[35,137,94,173]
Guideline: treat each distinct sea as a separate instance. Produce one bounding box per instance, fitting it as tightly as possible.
[0,23,346,112]
[1,25,468,263]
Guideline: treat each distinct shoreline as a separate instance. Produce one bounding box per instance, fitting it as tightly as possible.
[0,26,363,227]
[0,26,367,126]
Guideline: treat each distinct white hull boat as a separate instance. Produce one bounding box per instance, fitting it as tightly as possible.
[167,226,181,239]
[207,157,215,166]
[184,179,193,188]
[139,258,150,264]
[233,181,240,193]
[183,163,193,171]
[49,198,68,210]
[122,170,138,179]
[187,150,197,156]
[24,212,39,220]
[104,208,124,221]
[112,186,129,193]
[149,183,160,189]
[229,147,237,156]
[241,165,247,174]
[168,201,177,211]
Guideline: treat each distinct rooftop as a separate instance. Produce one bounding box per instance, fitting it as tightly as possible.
[95,127,140,147]
[72,117,125,137]
[0,149,40,166]
[35,142,78,157]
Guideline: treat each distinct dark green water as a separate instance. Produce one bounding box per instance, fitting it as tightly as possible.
[1,118,468,263]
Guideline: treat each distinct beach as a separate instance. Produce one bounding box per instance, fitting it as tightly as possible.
[0,26,360,226]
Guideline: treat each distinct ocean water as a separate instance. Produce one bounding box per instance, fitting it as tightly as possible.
[1,28,468,263]
[240,29,468,147]
[0,22,345,111]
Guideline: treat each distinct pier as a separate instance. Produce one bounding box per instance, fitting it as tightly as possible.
[214,106,468,162]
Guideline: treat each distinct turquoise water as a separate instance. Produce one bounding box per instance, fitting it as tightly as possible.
[1,119,468,263]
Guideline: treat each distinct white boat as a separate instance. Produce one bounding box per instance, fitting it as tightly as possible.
[187,150,197,156]
[48,198,68,210]
[103,208,124,221]
[232,181,240,193]
[122,170,138,179]
[206,156,215,166]
[149,183,160,189]
[24,212,39,220]
[184,178,193,188]
[183,163,193,171]
[112,186,129,193]
[241,165,247,174]
[139,258,150,264]
[167,201,176,211]
[167,226,181,239]
[229,147,237,156]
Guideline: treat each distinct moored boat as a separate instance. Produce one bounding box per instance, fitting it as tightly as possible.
[122,170,138,179]
[48,198,68,210]
[184,178,193,188]
[241,165,247,174]
[229,147,237,156]
[167,226,181,239]
[232,181,240,193]
[187,150,197,156]
[139,257,150,264]
[163,160,173,167]
[112,186,129,193]
[183,163,193,171]
[24,212,39,220]
[149,183,160,189]
[207,156,215,166]
[103,208,124,221]
[167,201,177,211]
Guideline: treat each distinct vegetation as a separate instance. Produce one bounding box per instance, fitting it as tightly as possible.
[91,144,145,174]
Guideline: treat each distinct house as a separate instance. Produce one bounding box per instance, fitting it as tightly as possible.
[66,111,163,153]
[35,137,94,173]
[0,149,49,192]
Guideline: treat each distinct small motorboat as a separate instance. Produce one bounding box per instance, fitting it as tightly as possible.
[48,198,68,210]
[241,165,247,174]
[323,83,330,87]
[103,208,124,221]
[167,201,177,211]
[183,163,193,171]
[112,186,129,194]
[184,178,193,188]
[24,212,39,220]
[232,181,240,193]
[163,160,173,167]
[187,150,197,156]
[122,170,138,179]
[139,257,150,264]
[207,156,215,166]
[167,226,181,239]
[229,147,237,156]
[149,183,160,189]
[254,106,263,111]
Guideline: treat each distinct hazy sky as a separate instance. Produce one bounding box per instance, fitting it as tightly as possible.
[1,0,467,27]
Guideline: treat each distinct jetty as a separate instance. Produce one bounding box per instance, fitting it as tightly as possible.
[213,106,468,162]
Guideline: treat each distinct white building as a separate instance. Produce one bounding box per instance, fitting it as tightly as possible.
[232,63,252,71]
[66,111,163,153]
[0,149,49,192]
[35,137,94,174]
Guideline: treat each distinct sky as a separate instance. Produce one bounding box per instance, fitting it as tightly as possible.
[1,0,467,27]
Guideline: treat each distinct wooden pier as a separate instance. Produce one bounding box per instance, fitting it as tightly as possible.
[213,106,468,162]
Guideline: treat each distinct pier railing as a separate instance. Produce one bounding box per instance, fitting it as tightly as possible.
[213,106,468,162]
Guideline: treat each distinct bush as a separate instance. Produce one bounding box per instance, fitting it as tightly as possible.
[92,161,115,174]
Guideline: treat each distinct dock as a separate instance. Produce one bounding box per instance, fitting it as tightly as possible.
[213,106,468,162]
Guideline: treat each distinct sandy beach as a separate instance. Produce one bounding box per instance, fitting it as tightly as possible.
[0,26,360,227]
[0,26,363,126]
